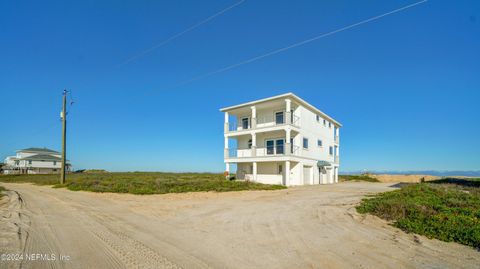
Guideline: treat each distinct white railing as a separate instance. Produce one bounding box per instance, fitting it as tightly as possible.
[243,174,283,184]
[226,122,251,132]
[227,145,300,158]
[257,112,299,127]
[226,111,300,133]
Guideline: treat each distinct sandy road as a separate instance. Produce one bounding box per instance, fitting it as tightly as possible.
[0,182,478,269]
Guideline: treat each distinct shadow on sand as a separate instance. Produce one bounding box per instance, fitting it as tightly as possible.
[429,178,480,188]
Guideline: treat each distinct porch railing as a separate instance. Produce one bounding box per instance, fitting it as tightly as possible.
[227,144,300,158]
[226,111,300,133]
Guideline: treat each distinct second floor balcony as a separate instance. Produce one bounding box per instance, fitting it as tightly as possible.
[226,144,301,159]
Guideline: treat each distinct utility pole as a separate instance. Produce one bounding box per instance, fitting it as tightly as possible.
[60,89,67,184]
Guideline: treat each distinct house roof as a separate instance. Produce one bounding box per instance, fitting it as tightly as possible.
[219,92,342,127]
[19,154,62,161]
[18,147,60,154]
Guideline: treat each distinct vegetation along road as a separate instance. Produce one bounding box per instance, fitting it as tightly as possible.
[0,176,478,269]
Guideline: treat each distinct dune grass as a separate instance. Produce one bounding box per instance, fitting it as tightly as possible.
[357,178,480,248]
[0,172,286,194]
[339,174,379,182]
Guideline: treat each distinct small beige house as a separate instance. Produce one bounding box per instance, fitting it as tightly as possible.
[221,93,341,186]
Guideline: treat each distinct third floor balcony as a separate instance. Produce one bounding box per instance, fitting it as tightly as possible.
[225,110,299,133]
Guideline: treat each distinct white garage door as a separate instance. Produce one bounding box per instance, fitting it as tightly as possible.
[303,166,311,185]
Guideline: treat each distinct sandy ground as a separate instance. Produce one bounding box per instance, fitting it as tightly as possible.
[371,174,440,183]
[0,183,478,269]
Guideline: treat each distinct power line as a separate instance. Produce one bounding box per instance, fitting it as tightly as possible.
[168,0,428,88]
[118,0,245,67]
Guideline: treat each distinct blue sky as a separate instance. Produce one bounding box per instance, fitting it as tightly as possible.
[1,0,479,172]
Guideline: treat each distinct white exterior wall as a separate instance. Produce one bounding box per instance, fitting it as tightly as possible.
[28,160,61,168]
[297,106,336,163]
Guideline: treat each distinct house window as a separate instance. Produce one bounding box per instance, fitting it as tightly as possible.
[329,146,333,155]
[303,138,309,149]
[266,140,275,155]
[266,139,285,155]
[278,164,283,175]
[276,139,284,154]
[241,118,249,129]
[275,111,284,124]
[317,139,322,147]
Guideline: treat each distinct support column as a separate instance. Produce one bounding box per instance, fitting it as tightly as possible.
[251,106,257,129]
[251,133,256,157]
[225,162,230,173]
[224,136,229,159]
[224,112,229,133]
[253,162,257,182]
[335,167,338,183]
[285,160,290,186]
[285,99,292,124]
[285,128,291,155]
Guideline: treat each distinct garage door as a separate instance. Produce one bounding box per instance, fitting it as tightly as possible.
[303,166,311,185]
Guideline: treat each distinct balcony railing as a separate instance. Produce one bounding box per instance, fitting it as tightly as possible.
[227,144,300,158]
[225,111,300,133]
[256,112,299,128]
[227,122,249,132]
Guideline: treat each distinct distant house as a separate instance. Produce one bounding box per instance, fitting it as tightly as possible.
[3,147,70,174]
[221,93,341,186]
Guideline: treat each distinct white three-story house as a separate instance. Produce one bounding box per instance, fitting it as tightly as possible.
[221,93,341,186]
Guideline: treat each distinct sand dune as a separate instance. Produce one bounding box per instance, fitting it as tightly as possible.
[371,174,440,183]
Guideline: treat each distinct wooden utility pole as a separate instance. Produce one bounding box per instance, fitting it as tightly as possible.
[60,89,67,184]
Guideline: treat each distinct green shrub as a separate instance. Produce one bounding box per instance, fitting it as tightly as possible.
[357,182,480,248]
[339,174,379,182]
[0,172,285,195]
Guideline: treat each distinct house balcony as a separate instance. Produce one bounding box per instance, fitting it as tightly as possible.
[226,144,301,159]
[225,111,300,133]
